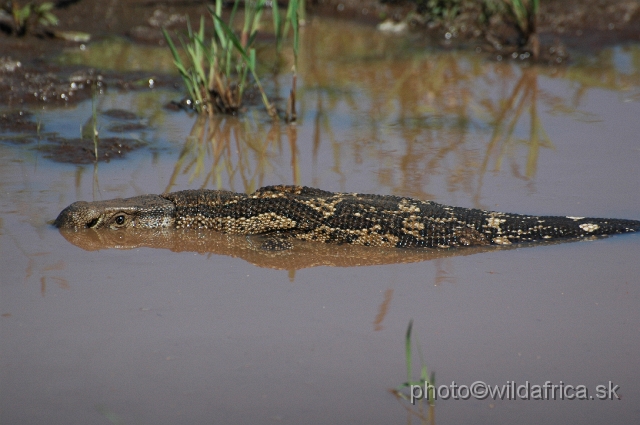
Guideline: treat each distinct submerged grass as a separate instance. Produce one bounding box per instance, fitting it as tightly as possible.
[79,85,100,162]
[391,320,436,425]
[163,0,302,119]
[91,86,98,161]
[394,320,436,406]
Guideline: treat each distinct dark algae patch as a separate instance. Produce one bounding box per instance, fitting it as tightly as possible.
[106,122,148,133]
[0,110,37,133]
[102,109,148,133]
[102,109,140,120]
[37,136,146,164]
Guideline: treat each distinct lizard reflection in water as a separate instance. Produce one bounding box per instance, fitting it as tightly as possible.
[57,227,516,271]
[54,185,640,250]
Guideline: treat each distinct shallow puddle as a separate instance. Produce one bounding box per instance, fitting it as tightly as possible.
[1,18,640,425]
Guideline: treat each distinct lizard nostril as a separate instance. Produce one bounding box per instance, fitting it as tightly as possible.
[87,218,99,228]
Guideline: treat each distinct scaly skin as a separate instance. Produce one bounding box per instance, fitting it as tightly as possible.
[54,185,640,249]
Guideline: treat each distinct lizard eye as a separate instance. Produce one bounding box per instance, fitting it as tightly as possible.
[114,214,126,226]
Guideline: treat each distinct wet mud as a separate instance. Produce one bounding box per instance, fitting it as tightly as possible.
[0,58,176,108]
[314,0,640,54]
[37,136,146,163]
[0,109,37,133]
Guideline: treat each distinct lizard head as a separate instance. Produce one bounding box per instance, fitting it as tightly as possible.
[54,195,176,230]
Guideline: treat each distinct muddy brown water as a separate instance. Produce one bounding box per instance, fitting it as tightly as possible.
[2,18,640,425]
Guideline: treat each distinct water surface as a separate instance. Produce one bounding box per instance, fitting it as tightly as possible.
[1,18,640,425]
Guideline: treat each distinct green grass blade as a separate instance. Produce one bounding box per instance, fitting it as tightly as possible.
[249,48,256,70]
[163,28,201,108]
[212,14,251,63]
[162,28,181,61]
[229,0,240,26]
[247,31,259,48]
[242,0,252,44]
[251,1,266,40]
[510,0,527,31]
[210,1,227,50]
[186,15,193,37]
[285,0,299,36]
[405,319,413,383]
[273,0,282,49]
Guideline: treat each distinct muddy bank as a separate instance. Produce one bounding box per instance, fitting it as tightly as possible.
[0,0,639,109]
[313,0,640,42]
[0,56,178,108]
[313,0,640,63]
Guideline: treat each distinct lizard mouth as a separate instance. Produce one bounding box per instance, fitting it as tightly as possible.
[53,201,102,229]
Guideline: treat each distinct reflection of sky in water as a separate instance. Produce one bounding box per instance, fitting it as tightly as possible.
[611,45,636,75]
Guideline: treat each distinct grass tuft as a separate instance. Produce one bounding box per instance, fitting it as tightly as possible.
[163,0,281,117]
[164,0,303,119]
[506,0,539,58]
[1,1,58,36]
